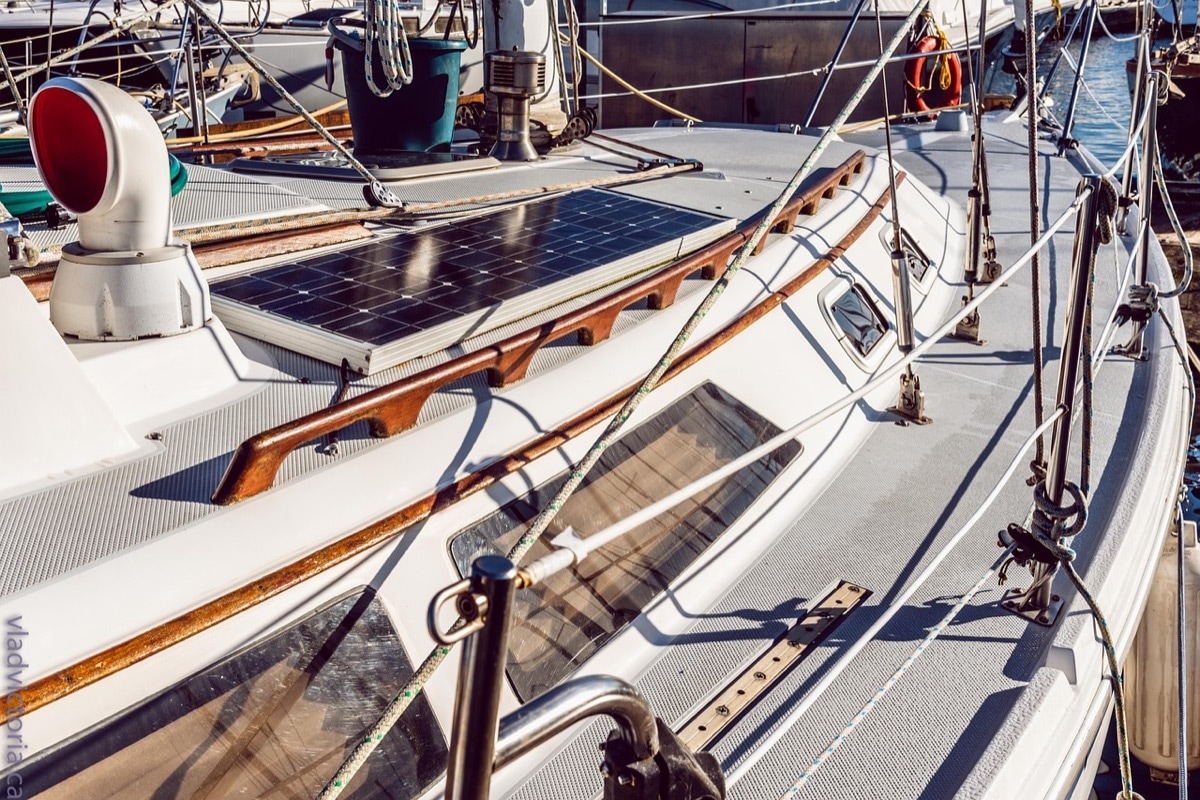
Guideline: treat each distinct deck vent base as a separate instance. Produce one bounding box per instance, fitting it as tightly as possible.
[486,51,546,162]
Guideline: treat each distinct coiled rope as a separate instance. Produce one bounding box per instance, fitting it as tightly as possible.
[906,10,955,94]
[363,0,413,97]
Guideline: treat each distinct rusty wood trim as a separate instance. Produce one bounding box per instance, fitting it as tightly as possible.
[3,171,895,726]
[210,150,869,505]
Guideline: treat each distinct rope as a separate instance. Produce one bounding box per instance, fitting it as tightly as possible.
[1059,49,1130,133]
[1026,479,1143,800]
[908,10,954,93]
[1023,0,1048,483]
[1155,149,1193,299]
[182,0,401,205]
[561,32,700,122]
[725,409,1063,787]
[567,0,837,26]
[576,45,980,103]
[561,0,583,116]
[1096,6,1143,41]
[363,0,414,97]
[1082,178,1118,494]
[0,0,184,98]
[316,6,933,797]
[777,557,1006,796]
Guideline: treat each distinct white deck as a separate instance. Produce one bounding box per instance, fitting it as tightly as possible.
[0,118,1188,800]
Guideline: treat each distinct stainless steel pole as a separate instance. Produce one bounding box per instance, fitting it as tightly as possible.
[445,555,520,800]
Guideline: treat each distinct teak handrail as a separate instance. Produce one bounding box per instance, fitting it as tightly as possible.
[3,172,899,726]
[212,150,868,504]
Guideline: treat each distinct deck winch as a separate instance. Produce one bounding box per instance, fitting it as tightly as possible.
[485,50,546,162]
[29,77,210,341]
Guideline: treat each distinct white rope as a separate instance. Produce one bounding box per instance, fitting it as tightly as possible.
[746,216,1145,792]
[727,408,1061,787]
[1060,49,1130,132]
[364,0,413,97]
[777,555,1009,796]
[1095,7,1144,41]
[524,192,1089,583]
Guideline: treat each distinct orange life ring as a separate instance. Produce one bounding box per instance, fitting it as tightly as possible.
[904,35,963,113]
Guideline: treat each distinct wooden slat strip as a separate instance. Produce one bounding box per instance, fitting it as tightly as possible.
[677,581,870,752]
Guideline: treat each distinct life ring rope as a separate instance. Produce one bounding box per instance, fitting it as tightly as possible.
[904,24,962,113]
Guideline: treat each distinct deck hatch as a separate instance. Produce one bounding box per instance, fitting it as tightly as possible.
[449,382,802,702]
[210,188,732,374]
[17,591,447,800]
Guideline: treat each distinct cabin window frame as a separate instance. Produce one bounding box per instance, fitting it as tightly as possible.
[877,226,938,295]
[13,588,448,800]
[820,276,894,371]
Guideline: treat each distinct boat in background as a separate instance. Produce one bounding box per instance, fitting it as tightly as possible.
[0,0,1194,798]
[1130,34,1200,182]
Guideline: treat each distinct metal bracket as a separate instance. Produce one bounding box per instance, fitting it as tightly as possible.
[1109,323,1148,361]
[976,255,1003,285]
[1001,582,1064,627]
[889,371,932,425]
[952,296,986,345]
[997,524,1063,627]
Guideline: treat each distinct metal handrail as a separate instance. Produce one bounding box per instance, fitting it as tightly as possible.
[494,675,659,770]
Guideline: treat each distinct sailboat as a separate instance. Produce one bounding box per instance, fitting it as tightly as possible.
[0,0,1192,797]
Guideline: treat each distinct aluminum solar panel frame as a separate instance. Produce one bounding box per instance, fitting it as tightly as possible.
[209,189,734,374]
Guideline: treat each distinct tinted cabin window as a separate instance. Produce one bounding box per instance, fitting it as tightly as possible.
[830,284,888,356]
[16,592,447,800]
[450,383,802,701]
[898,229,932,282]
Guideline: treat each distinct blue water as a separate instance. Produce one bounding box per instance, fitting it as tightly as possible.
[1041,30,1136,169]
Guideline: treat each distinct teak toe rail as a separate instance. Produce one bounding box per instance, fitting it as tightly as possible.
[6,171,898,726]
[211,150,868,505]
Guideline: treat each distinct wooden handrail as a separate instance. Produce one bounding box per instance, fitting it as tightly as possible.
[212,150,867,504]
[3,173,898,726]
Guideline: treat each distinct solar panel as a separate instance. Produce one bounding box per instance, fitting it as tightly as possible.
[210,188,734,374]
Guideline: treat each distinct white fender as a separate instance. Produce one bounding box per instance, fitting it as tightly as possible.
[29,77,210,340]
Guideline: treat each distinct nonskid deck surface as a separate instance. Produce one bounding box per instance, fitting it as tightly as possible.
[0,133,869,597]
[0,119,1180,800]
[505,121,1179,799]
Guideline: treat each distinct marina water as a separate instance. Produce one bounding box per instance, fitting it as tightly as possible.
[1041,23,1135,170]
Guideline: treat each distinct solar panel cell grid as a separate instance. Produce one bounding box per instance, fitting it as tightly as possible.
[211,188,728,361]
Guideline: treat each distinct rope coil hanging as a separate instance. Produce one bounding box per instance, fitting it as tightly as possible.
[904,12,961,112]
[364,0,414,97]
